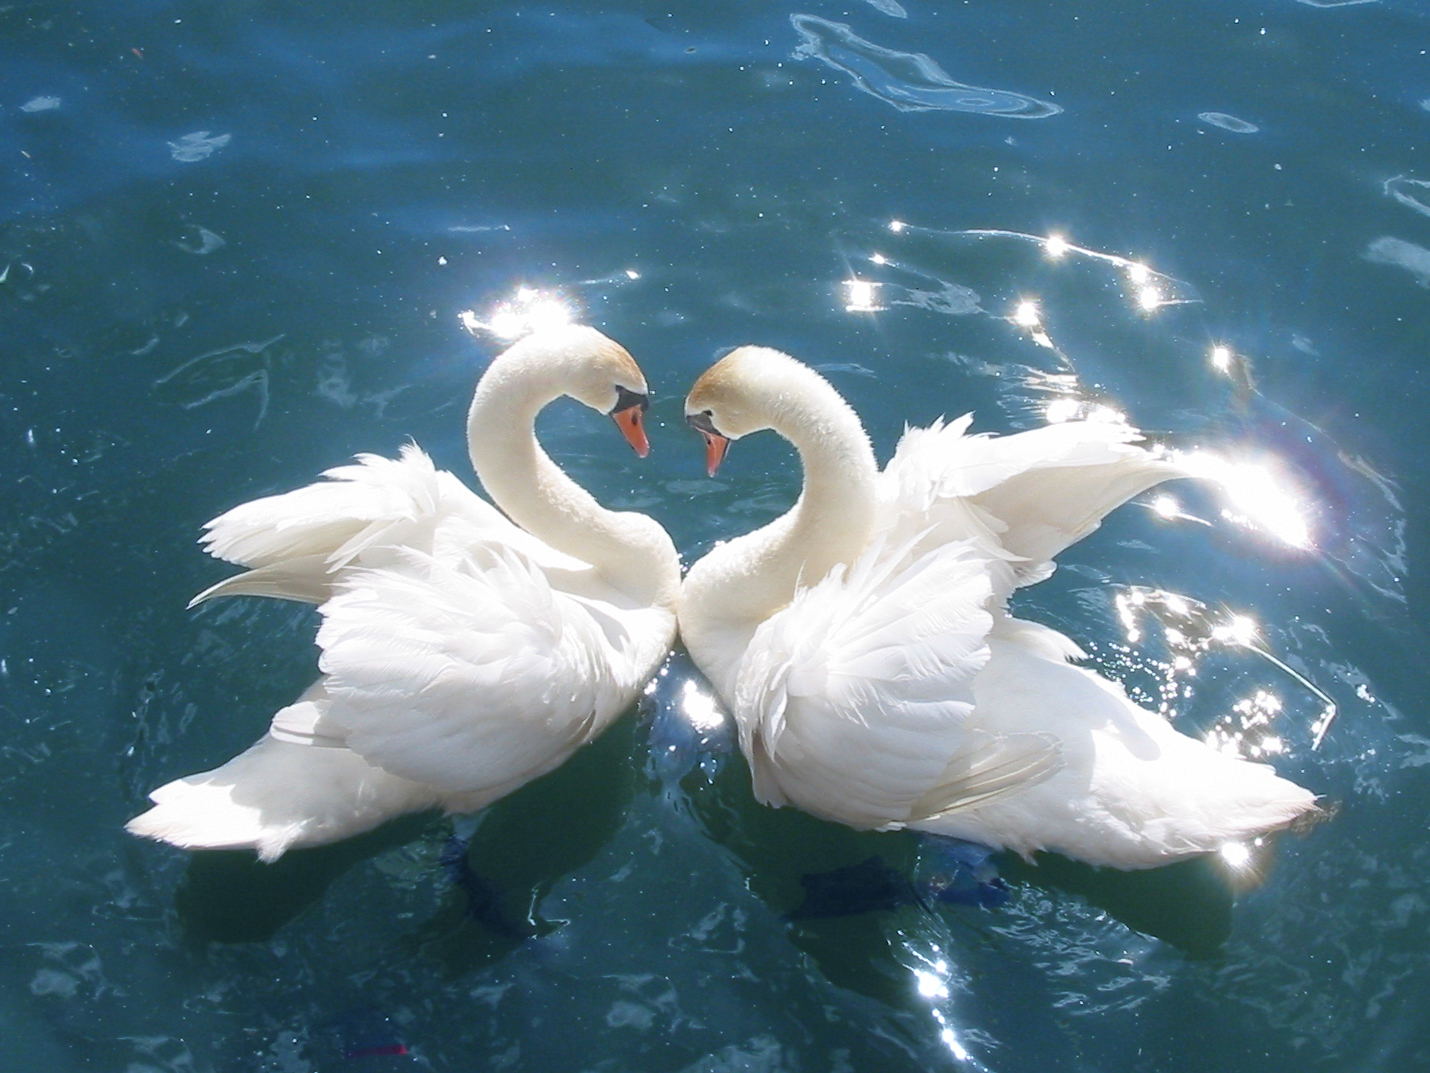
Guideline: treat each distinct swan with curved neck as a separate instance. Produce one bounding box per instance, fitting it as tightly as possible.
[128,325,679,862]
[680,346,1317,870]
[466,327,675,609]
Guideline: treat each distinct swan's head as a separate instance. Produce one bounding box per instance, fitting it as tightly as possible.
[685,345,815,476]
[508,324,651,456]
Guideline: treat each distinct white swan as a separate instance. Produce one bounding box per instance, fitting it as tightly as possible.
[128,325,680,861]
[679,346,1317,870]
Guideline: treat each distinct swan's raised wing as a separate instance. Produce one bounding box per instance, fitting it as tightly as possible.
[734,536,1062,829]
[305,544,632,796]
[200,445,450,567]
[881,415,1186,589]
[192,444,587,605]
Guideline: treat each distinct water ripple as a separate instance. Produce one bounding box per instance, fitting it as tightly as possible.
[1365,236,1430,287]
[1199,111,1259,134]
[1384,175,1430,218]
[791,15,1062,119]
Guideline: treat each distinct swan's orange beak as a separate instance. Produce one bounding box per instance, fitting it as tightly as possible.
[611,401,649,458]
[686,411,730,476]
[700,432,729,476]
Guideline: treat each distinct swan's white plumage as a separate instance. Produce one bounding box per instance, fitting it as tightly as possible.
[189,445,587,606]
[312,546,631,794]
[680,347,1316,870]
[128,326,678,861]
[880,414,1187,592]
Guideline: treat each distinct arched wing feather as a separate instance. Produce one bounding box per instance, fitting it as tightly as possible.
[735,535,1061,828]
[200,445,450,568]
[193,445,588,604]
[882,416,1186,589]
[313,544,626,795]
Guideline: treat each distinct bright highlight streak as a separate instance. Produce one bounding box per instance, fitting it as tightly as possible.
[1044,233,1070,259]
[915,970,949,999]
[870,252,889,265]
[940,1029,971,1062]
[888,219,907,233]
[1138,285,1163,311]
[1153,495,1179,519]
[1045,398,1081,423]
[1127,261,1151,283]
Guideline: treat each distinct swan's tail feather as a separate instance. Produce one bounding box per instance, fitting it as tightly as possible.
[188,554,335,608]
[126,734,443,862]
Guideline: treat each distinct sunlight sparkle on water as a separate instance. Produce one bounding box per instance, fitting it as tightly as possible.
[1045,397,1081,423]
[459,287,576,340]
[915,970,949,1000]
[1138,284,1163,311]
[940,1029,971,1063]
[1174,451,1313,548]
[1212,614,1260,647]
[1013,299,1041,327]
[1044,233,1070,259]
[680,679,724,732]
[1211,344,1233,372]
[1219,841,1252,869]
[844,278,883,312]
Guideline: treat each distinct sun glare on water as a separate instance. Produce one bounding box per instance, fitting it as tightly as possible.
[459,286,577,340]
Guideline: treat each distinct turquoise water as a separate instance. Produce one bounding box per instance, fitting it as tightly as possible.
[3,1,1429,1069]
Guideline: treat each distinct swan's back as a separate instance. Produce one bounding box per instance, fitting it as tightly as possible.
[917,617,1318,868]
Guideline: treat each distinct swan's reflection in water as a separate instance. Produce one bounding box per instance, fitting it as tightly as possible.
[668,669,1251,1072]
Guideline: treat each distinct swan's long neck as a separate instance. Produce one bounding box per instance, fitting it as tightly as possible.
[466,341,676,610]
[691,364,880,633]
